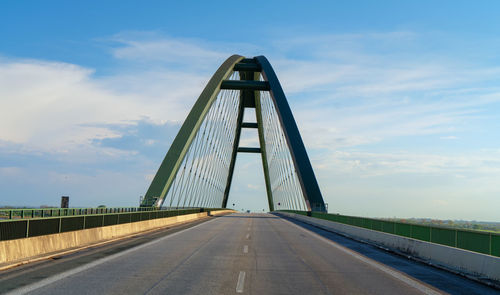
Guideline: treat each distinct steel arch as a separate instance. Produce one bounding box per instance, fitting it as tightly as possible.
[141,55,326,212]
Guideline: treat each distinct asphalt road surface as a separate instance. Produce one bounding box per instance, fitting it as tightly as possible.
[1,213,498,294]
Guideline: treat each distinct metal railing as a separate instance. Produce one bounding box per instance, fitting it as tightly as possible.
[280,210,500,258]
[0,206,201,220]
[0,208,226,241]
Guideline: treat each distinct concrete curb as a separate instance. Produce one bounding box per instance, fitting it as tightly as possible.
[0,210,234,266]
[277,212,500,285]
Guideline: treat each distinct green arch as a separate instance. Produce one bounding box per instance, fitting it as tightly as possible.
[141,55,326,212]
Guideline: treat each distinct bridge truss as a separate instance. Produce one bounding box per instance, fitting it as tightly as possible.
[141,55,326,212]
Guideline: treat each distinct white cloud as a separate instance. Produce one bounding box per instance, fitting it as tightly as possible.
[3,32,497,156]
[441,135,458,140]
[110,33,228,65]
[272,42,500,151]
[0,46,217,154]
[314,149,500,177]
[0,166,22,177]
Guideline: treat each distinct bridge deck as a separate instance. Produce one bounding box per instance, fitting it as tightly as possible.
[0,213,496,294]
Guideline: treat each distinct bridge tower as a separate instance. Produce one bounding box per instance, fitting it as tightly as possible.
[140,55,326,212]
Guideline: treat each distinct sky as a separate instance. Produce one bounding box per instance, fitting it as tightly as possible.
[1,1,499,221]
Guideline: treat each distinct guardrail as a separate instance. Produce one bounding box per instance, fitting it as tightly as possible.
[0,206,170,220]
[280,210,500,258]
[0,208,225,241]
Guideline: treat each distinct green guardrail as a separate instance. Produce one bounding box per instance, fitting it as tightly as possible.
[280,210,500,258]
[0,208,226,241]
[0,206,165,220]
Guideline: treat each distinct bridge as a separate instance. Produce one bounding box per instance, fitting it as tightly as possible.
[0,55,498,294]
[139,55,326,213]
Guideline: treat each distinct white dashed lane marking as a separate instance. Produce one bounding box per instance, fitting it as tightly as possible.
[236,271,245,293]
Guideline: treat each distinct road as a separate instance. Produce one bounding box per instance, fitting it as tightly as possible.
[0,213,497,294]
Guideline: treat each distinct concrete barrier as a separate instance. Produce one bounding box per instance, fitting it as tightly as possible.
[210,210,234,216]
[0,210,234,265]
[277,212,500,284]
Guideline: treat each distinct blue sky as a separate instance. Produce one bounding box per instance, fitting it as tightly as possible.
[1,1,500,221]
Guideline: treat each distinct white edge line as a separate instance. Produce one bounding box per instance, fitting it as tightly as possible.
[236,271,245,293]
[6,217,219,295]
[280,217,443,295]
